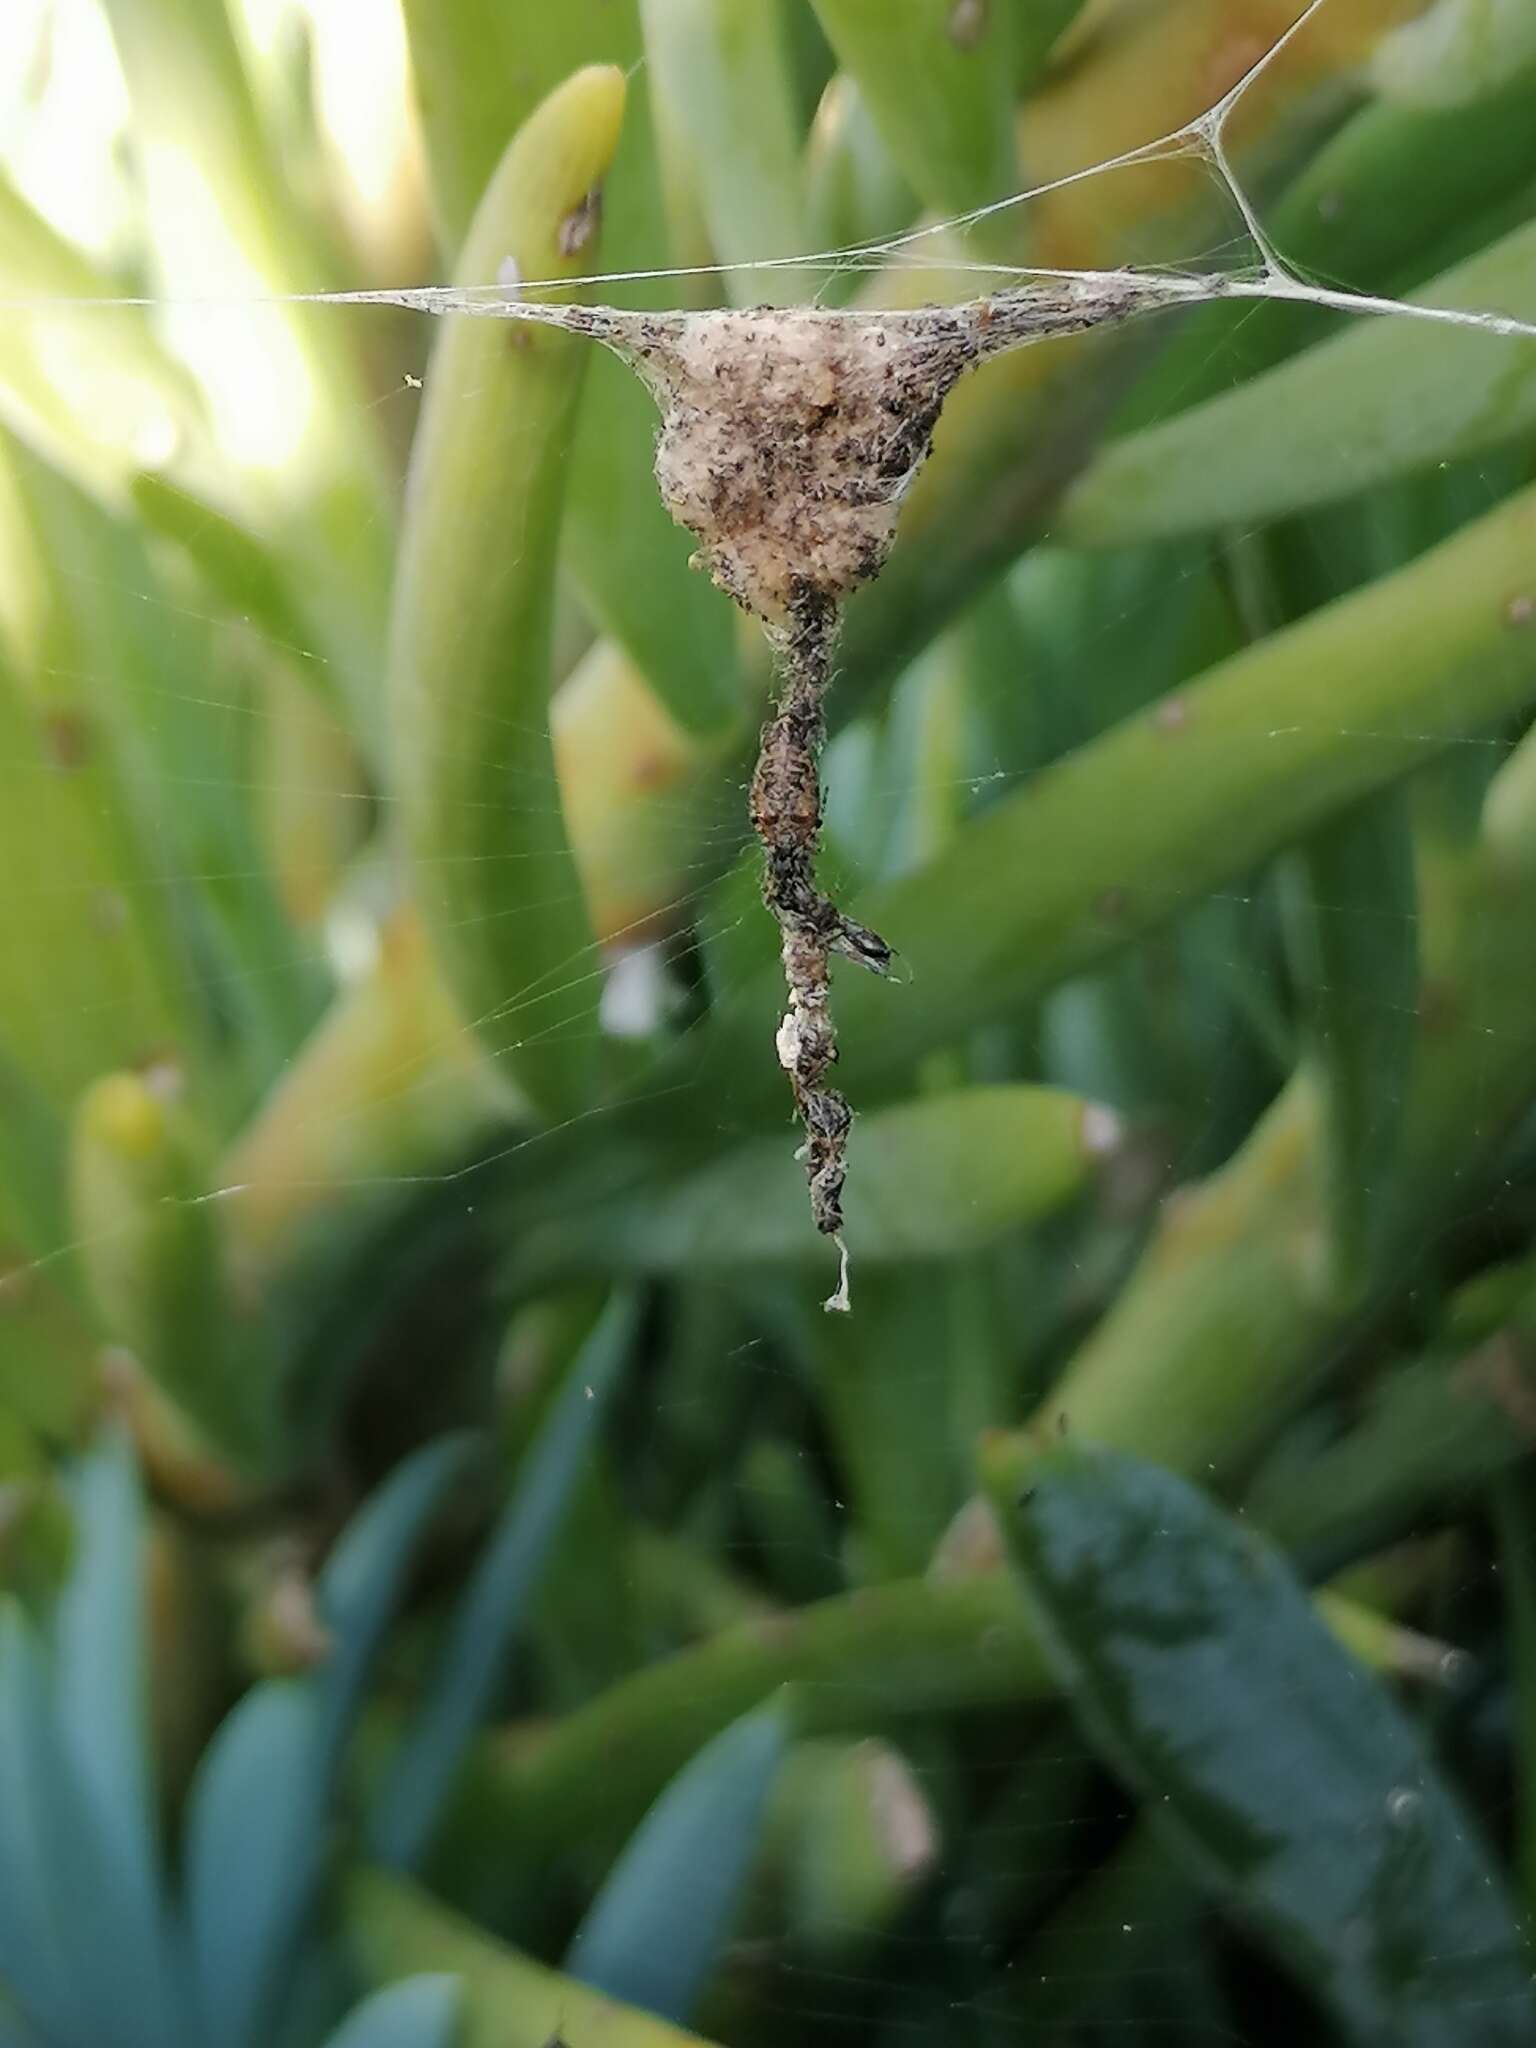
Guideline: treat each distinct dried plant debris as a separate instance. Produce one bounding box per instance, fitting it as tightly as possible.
[539,281,1163,1300]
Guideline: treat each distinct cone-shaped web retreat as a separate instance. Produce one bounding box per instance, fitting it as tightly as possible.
[549,282,1150,1301]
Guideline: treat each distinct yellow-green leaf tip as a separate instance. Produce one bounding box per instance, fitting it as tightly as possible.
[464,64,628,292]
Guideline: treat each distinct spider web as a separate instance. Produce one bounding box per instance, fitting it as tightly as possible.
[1,2,1535,2039]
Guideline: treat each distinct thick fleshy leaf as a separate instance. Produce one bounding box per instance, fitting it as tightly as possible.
[982,1439,1536,2047]
[0,638,193,1110]
[315,1432,476,1775]
[1116,51,1536,440]
[346,1869,718,2048]
[370,1293,639,1870]
[183,1681,330,2048]
[95,0,394,733]
[1281,790,1418,1303]
[808,0,1018,241]
[0,173,202,499]
[52,1431,156,1885]
[519,1087,1108,1278]
[566,1702,790,2023]
[0,1604,87,2043]
[319,1976,461,2048]
[389,66,620,1113]
[0,1592,182,2048]
[1495,1476,1536,1922]
[184,1434,472,2048]
[51,1431,184,2047]
[1063,217,1536,545]
[639,0,807,302]
[70,1079,266,1468]
[399,0,737,733]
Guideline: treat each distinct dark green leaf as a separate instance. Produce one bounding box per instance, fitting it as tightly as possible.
[370,1293,639,1870]
[808,0,1018,242]
[0,1603,86,2043]
[1063,219,1536,545]
[345,1868,713,2048]
[1280,790,1418,1303]
[320,1976,461,2048]
[52,1431,156,1890]
[388,66,620,1113]
[520,1087,1102,1279]
[183,1681,329,2048]
[51,1431,184,2047]
[984,1440,1536,2047]
[315,1432,475,1773]
[566,1702,790,2023]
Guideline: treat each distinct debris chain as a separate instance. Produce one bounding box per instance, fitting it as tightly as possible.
[753,587,888,1243]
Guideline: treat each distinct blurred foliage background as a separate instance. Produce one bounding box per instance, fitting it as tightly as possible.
[4,0,1536,2042]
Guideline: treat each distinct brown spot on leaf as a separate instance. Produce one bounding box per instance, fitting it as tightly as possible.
[559,187,603,257]
[1416,978,1460,1035]
[628,750,675,793]
[1458,1332,1536,1440]
[43,708,91,770]
[948,0,988,48]
[92,890,129,935]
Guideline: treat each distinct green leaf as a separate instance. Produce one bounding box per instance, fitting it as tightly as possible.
[0,173,203,499]
[982,1439,1536,2047]
[808,0,1019,246]
[1495,1476,1536,1925]
[320,1977,461,2048]
[129,476,311,666]
[370,1293,639,1871]
[96,0,394,734]
[0,1588,183,2048]
[2,438,318,1093]
[1249,1342,1536,1568]
[1280,791,1418,1303]
[567,1703,790,2023]
[1063,216,1536,545]
[389,66,622,1114]
[522,1086,1104,1278]
[52,1431,184,2048]
[773,1736,937,1957]
[1114,55,1536,432]
[400,2,630,253]
[347,1869,720,2048]
[184,1681,330,2048]
[70,1079,267,1467]
[1006,0,1085,91]
[804,75,917,274]
[0,636,196,1110]
[772,1271,974,1579]
[975,1822,1206,2039]
[0,1604,86,2043]
[185,1438,474,2048]
[1372,0,1536,107]
[315,1433,476,1775]
[640,0,808,303]
[399,0,737,734]
[53,1432,157,1883]
[463,1572,1049,1876]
